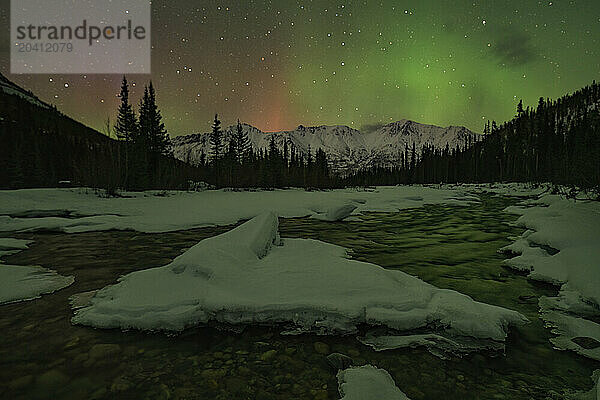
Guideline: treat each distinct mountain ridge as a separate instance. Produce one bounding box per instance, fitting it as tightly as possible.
[171,120,480,175]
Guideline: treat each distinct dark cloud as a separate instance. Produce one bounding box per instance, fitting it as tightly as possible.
[491,31,538,67]
[359,122,385,133]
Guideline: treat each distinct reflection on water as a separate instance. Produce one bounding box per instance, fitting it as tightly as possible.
[0,194,597,399]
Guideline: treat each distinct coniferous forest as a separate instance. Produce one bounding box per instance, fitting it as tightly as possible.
[0,76,203,191]
[1,77,599,192]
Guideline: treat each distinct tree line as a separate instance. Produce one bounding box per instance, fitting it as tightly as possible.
[2,74,598,192]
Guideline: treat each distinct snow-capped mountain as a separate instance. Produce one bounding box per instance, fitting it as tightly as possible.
[171,120,479,175]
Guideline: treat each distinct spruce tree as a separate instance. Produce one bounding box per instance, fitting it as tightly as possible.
[147,82,171,156]
[234,119,251,164]
[115,76,137,188]
[115,77,137,143]
[138,86,151,149]
[133,86,152,189]
[517,99,524,115]
[210,114,223,163]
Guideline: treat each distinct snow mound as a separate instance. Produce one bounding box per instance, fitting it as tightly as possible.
[72,213,527,353]
[313,203,358,221]
[337,365,410,400]
[0,264,74,305]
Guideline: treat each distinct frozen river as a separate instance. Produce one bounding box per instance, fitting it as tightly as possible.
[0,192,597,399]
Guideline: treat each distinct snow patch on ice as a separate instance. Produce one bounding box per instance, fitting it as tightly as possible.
[72,213,527,355]
[0,264,74,305]
[337,365,410,400]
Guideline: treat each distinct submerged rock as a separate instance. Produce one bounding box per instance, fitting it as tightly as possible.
[36,369,69,391]
[88,343,121,362]
[314,342,330,355]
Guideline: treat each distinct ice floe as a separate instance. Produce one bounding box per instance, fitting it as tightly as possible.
[72,213,527,356]
[337,365,410,400]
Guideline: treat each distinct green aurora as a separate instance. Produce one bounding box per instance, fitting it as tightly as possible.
[1,0,599,134]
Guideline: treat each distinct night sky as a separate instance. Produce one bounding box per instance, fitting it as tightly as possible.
[1,0,599,135]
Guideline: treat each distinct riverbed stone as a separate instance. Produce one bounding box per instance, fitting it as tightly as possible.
[313,389,329,400]
[201,368,226,380]
[313,342,330,354]
[36,369,69,391]
[260,349,277,361]
[9,374,33,389]
[346,348,360,357]
[88,343,121,362]
[111,376,132,392]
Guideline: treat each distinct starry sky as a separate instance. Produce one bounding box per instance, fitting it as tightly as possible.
[1,0,599,135]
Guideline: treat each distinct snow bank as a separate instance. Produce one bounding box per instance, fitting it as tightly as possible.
[502,194,600,360]
[504,195,600,307]
[337,365,410,400]
[0,264,74,305]
[72,213,526,354]
[539,295,600,361]
[0,186,478,233]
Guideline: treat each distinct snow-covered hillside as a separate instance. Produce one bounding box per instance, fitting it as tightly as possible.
[0,73,51,109]
[170,120,479,175]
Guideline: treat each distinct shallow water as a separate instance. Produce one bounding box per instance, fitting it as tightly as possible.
[0,194,598,399]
